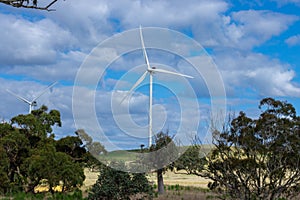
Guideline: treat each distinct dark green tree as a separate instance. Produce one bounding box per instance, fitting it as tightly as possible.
[23,139,85,193]
[1,127,29,191]
[55,136,87,162]
[11,105,61,139]
[0,146,10,194]
[88,162,153,200]
[174,144,207,176]
[199,98,300,200]
[0,106,88,195]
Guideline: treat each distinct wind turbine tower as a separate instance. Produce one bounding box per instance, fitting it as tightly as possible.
[121,26,193,147]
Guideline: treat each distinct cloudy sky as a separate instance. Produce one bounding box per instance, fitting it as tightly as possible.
[1,0,300,150]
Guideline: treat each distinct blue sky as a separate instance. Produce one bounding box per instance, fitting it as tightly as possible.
[0,0,300,150]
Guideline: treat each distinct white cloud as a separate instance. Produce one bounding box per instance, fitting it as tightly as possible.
[215,51,300,97]
[45,0,111,48]
[221,10,298,49]
[108,0,228,27]
[1,50,86,83]
[285,34,300,46]
[0,13,76,66]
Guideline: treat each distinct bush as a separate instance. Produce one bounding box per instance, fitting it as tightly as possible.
[88,164,153,200]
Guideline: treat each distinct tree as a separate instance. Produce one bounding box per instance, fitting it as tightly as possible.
[199,98,300,199]
[0,146,10,194]
[0,0,60,11]
[174,144,207,176]
[88,162,153,200]
[142,131,178,194]
[23,139,85,193]
[0,106,87,195]
[11,105,61,139]
[55,136,87,162]
[0,127,30,191]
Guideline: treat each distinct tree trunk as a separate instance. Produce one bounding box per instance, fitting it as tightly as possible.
[157,169,164,194]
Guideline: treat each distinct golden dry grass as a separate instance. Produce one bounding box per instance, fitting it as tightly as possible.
[83,168,210,189]
[148,170,209,188]
[81,168,100,191]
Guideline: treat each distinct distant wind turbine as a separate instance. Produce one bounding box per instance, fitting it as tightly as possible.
[7,81,58,114]
[121,26,193,147]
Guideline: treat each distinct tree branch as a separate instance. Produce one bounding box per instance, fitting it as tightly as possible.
[0,0,60,11]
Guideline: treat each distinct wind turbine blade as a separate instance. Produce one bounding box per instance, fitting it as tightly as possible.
[120,71,148,104]
[32,81,58,101]
[6,89,31,104]
[152,68,194,78]
[139,26,151,70]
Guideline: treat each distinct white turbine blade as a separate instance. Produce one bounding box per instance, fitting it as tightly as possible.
[32,81,58,101]
[152,68,194,78]
[139,26,151,70]
[120,71,148,104]
[6,89,31,105]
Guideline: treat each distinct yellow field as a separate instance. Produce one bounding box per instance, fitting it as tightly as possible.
[148,170,209,188]
[82,168,209,189]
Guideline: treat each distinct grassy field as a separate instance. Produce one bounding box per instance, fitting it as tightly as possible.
[84,146,214,199]
[83,169,213,199]
[83,169,210,188]
[148,171,215,200]
[98,145,213,163]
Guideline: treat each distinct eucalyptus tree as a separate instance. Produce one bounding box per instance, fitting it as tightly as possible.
[193,98,300,200]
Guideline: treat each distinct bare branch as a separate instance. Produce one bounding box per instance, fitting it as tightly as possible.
[0,0,60,11]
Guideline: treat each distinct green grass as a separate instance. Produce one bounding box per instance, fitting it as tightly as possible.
[1,190,86,200]
[98,150,139,162]
[97,144,213,163]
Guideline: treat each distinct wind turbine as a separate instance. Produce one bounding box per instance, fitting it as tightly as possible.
[7,81,58,114]
[121,26,193,147]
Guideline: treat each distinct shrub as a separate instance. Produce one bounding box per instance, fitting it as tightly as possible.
[88,164,153,200]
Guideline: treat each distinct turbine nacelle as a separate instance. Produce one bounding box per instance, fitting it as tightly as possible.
[147,66,156,73]
[32,101,37,107]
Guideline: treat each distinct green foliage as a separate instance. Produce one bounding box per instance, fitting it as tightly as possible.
[55,136,87,162]
[0,146,10,194]
[24,140,85,193]
[201,98,300,200]
[88,163,153,200]
[174,145,207,175]
[11,105,61,138]
[0,106,89,195]
[48,189,85,200]
[2,190,85,200]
